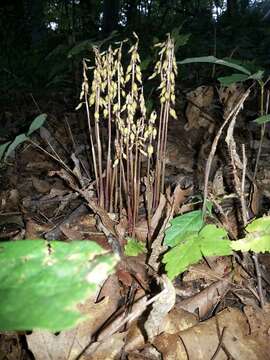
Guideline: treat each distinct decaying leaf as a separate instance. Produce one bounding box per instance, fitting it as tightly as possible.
[176,275,231,319]
[144,275,176,340]
[154,307,269,360]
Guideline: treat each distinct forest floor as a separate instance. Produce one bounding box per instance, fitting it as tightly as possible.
[1,83,270,359]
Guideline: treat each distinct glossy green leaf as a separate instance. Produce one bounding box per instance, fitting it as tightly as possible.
[124,238,146,256]
[0,240,118,331]
[178,56,251,75]
[27,114,47,136]
[253,115,270,125]
[164,210,204,247]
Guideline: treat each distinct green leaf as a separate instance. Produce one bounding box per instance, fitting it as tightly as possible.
[27,114,47,136]
[0,141,11,161]
[163,236,201,279]
[222,58,261,74]
[1,114,47,161]
[0,240,118,331]
[199,225,232,256]
[253,115,270,125]
[245,216,270,233]
[164,210,204,247]
[249,70,264,81]
[178,56,251,75]
[231,236,270,253]
[218,73,249,86]
[163,224,232,279]
[124,238,146,256]
[231,216,270,253]
[4,134,28,160]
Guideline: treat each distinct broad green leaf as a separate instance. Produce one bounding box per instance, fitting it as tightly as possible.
[4,134,28,160]
[0,141,11,161]
[27,114,47,136]
[178,56,251,75]
[163,236,201,279]
[163,224,231,279]
[253,115,270,125]
[124,238,146,257]
[231,216,270,253]
[165,210,204,247]
[0,240,118,332]
[199,225,232,256]
[218,73,249,86]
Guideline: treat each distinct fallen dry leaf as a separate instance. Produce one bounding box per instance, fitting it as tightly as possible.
[183,256,232,283]
[27,329,89,360]
[244,304,270,336]
[85,332,126,360]
[162,307,198,334]
[31,176,51,194]
[176,275,231,319]
[185,85,214,131]
[25,218,51,239]
[154,307,269,360]
[26,296,120,360]
[60,223,82,240]
[124,321,146,353]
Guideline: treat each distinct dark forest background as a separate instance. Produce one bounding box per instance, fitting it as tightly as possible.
[0,0,270,103]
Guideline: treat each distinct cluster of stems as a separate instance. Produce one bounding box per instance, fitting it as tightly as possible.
[78,34,177,236]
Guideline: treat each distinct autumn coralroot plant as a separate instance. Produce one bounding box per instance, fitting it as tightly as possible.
[77,34,177,238]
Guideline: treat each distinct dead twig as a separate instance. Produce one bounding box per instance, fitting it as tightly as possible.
[240,144,248,226]
[253,88,269,180]
[202,89,250,218]
[252,253,265,309]
[210,326,226,360]
[225,104,248,227]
